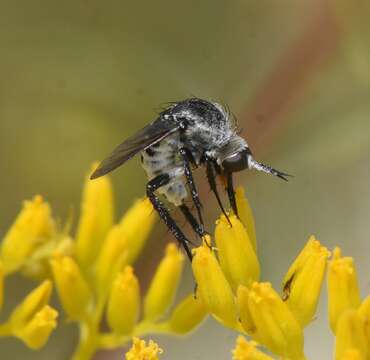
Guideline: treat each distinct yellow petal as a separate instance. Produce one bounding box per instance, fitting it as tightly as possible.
[10,280,52,327]
[50,255,90,321]
[118,197,156,264]
[328,248,361,333]
[357,295,370,345]
[215,214,260,291]
[14,305,58,350]
[282,236,330,326]
[143,243,184,322]
[237,286,258,338]
[76,164,114,268]
[0,196,55,273]
[106,266,140,335]
[232,336,274,360]
[125,337,163,360]
[235,187,257,251]
[335,309,368,360]
[339,349,363,360]
[95,225,128,296]
[246,282,304,359]
[192,239,238,329]
[168,294,207,334]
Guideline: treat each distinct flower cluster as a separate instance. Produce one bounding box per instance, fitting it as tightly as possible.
[1,164,369,360]
[191,188,369,359]
[0,165,207,359]
[0,196,59,349]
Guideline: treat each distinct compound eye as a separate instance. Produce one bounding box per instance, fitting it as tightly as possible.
[222,150,249,173]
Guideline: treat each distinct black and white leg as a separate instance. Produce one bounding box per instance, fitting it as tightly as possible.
[206,160,231,225]
[146,174,193,261]
[179,148,204,231]
[225,172,238,217]
[179,203,206,238]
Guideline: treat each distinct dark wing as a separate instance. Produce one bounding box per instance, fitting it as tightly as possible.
[90,118,179,179]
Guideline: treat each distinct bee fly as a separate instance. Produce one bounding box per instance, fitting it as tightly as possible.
[91,98,290,261]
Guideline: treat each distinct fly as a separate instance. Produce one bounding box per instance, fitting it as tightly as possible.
[91,98,290,261]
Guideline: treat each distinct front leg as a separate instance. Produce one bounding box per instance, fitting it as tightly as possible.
[205,159,231,225]
[146,174,193,261]
[225,172,238,217]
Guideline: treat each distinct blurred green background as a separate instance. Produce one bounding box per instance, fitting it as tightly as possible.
[1,0,369,359]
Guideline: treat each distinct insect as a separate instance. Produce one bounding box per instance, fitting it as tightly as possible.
[91,98,290,261]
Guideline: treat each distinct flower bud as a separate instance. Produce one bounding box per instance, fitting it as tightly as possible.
[143,243,184,322]
[334,309,368,360]
[328,248,361,333]
[95,225,128,295]
[358,295,370,345]
[50,255,90,320]
[106,266,140,335]
[232,336,274,360]
[235,187,257,251]
[246,282,304,359]
[192,239,238,329]
[125,337,163,360]
[76,164,114,267]
[10,280,52,327]
[237,285,258,338]
[215,214,260,291]
[119,197,156,264]
[14,305,58,350]
[1,196,55,273]
[282,236,330,326]
[168,294,207,334]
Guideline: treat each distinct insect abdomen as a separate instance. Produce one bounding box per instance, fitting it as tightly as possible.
[141,135,187,206]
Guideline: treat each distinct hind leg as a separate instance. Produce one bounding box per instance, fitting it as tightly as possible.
[147,174,193,261]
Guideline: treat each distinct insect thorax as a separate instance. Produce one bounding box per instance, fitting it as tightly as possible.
[140,99,241,206]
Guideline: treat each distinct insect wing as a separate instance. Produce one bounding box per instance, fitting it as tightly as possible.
[90,118,179,179]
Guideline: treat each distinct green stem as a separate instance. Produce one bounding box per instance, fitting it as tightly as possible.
[71,322,98,360]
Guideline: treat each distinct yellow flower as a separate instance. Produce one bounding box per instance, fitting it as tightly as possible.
[143,243,184,322]
[237,286,258,338]
[76,164,114,268]
[192,238,238,329]
[20,234,75,280]
[358,295,370,344]
[118,197,156,264]
[339,349,363,360]
[0,196,55,273]
[334,309,368,360]
[125,337,163,360]
[10,280,52,327]
[232,336,273,360]
[243,282,304,359]
[168,294,207,334]
[106,266,140,335]
[235,187,257,251]
[215,213,260,291]
[95,225,128,295]
[282,236,330,326]
[328,248,361,332]
[50,255,91,321]
[14,305,58,350]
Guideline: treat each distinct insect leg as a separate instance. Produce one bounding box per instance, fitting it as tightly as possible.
[225,172,238,217]
[179,204,206,238]
[179,148,204,230]
[206,160,231,225]
[147,174,193,261]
